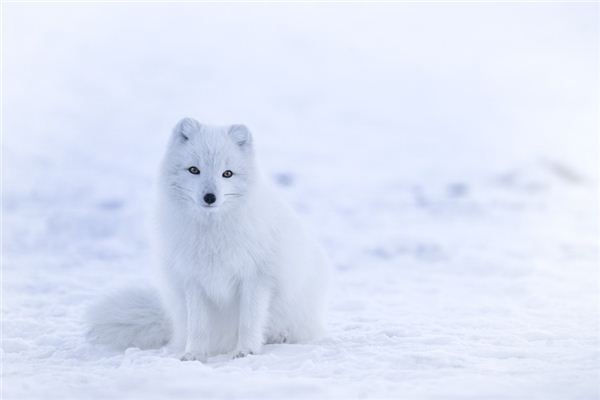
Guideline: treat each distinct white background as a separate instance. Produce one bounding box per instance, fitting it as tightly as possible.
[2,2,599,399]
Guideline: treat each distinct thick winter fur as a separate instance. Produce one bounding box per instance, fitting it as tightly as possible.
[87,288,171,350]
[87,118,331,361]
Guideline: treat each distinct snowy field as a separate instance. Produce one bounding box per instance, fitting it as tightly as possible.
[2,3,599,399]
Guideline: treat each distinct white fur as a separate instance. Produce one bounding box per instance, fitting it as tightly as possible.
[86,288,171,350]
[87,119,331,361]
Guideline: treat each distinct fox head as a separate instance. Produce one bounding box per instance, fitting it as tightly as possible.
[160,118,256,214]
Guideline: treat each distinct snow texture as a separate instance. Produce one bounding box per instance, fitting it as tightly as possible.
[2,3,599,400]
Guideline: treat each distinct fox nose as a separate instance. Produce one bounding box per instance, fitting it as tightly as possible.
[203,193,216,205]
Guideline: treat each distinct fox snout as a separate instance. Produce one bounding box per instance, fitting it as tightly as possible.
[203,193,216,205]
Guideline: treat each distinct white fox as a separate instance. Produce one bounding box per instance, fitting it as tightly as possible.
[87,118,331,361]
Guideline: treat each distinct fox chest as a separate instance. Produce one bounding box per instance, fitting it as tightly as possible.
[176,230,270,303]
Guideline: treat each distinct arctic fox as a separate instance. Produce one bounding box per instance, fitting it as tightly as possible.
[87,118,331,361]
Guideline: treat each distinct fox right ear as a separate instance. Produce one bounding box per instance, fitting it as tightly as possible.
[173,118,201,141]
[228,124,252,149]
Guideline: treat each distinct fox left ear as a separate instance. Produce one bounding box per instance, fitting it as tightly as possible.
[228,124,252,149]
[173,117,201,142]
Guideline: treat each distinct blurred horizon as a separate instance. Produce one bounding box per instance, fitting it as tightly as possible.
[4,3,598,185]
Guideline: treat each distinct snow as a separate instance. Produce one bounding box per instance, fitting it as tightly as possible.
[2,3,599,399]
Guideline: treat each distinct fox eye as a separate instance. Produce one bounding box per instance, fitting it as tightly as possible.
[222,170,233,178]
[188,166,200,175]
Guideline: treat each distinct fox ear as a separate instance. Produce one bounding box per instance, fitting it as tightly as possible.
[228,124,252,148]
[173,118,201,141]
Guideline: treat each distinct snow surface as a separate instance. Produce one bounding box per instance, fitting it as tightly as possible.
[2,3,599,399]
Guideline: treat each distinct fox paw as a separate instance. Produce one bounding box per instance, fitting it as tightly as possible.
[233,350,254,359]
[180,351,207,362]
[266,333,288,344]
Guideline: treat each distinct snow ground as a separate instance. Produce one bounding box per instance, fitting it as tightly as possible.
[2,3,599,399]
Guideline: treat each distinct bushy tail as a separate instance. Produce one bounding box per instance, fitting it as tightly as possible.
[86,287,172,350]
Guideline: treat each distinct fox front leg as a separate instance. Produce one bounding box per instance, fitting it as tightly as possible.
[180,286,210,362]
[234,278,271,358]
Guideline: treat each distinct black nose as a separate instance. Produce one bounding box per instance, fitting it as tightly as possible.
[203,193,216,205]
